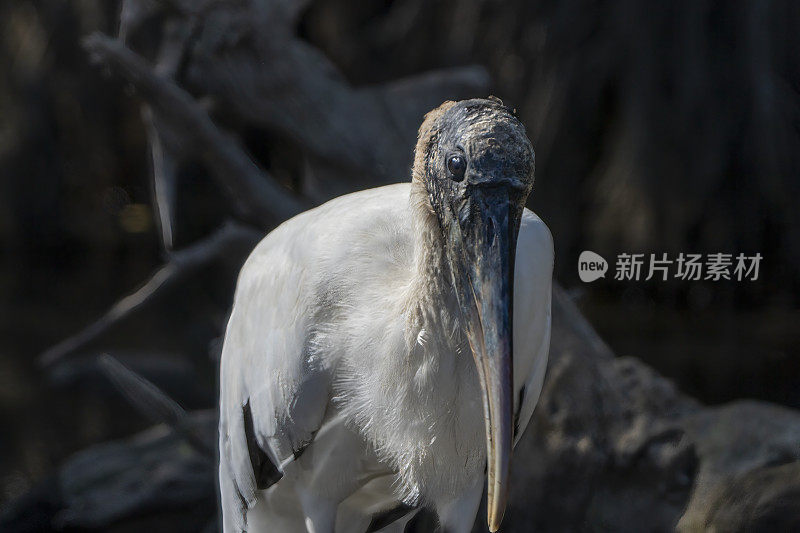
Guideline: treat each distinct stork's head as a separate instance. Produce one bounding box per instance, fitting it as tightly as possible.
[413,98,534,532]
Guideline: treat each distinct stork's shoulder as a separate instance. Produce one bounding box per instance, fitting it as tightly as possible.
[241,184,412,269]
[515,207,553,319]
[267,183,411,240]
[235,183,415,306]
[519,208,553,254]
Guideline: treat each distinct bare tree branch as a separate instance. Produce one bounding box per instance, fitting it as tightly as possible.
[39,223,262,367]
[145,110,180,250]
[83,32,308,228]
[98,354,215,458]
[551,284,615,360]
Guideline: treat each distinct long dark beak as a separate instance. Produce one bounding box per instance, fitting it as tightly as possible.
[447,187,519,532]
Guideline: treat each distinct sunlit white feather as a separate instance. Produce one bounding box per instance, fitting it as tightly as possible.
[219,182,552,532]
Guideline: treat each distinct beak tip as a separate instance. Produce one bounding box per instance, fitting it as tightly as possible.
[487,507,504,532]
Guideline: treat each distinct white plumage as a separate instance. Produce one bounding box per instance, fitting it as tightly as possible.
[219,100,553,532]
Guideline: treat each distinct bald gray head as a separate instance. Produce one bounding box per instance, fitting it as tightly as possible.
[413,98,535,229]
[412,98,535,532]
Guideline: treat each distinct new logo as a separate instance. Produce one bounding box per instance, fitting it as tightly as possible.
[578,250,608,282]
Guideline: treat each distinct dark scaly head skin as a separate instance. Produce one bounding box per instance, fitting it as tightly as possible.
[413,97,535,234]
[412,98,536,532]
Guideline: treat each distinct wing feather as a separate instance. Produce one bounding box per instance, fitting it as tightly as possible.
[218,216,333,531]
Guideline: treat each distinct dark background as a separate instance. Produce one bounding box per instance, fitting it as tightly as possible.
[1,0,799,520]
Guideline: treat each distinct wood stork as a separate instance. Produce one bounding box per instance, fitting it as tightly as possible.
[218,98,553,533]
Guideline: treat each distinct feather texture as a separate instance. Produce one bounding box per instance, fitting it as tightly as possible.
[218,183,552,532]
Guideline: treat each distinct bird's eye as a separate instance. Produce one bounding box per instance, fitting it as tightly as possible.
[447,154,466,181]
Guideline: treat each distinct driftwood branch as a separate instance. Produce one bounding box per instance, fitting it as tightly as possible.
[116,0,489,201]
[83,32,307,229]
[145,110,181,250]
[57,411,219,530]
[98,354,215,458]
[39,222,261,367]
